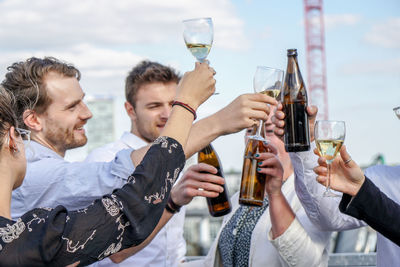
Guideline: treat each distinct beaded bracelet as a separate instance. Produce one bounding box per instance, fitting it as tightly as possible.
[172,101,197,120]
[165,196,182,214]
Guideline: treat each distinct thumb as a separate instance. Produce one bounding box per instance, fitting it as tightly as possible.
[307,105,318,118]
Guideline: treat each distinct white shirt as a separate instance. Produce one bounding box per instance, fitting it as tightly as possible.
[291,142,400,267]
[86,132,187,267]
[181,173,331,267]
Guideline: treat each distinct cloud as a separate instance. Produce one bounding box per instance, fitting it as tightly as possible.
[0,0,248,51]
[339,57,400,75]
[0,44,144,78]
[324,14,362,30]
[364,18,400,49]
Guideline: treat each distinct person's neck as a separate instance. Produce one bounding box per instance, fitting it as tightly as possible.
[130,129,151,144]
[0,164,16,220]
[32,135,66,157]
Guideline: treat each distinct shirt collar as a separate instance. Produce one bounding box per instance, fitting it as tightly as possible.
[120,131,149,149]
[26,141,64,162]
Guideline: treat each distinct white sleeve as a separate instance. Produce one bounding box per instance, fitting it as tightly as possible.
[167,207,187,266]
[268,217,329,267]
[291,142,365,231]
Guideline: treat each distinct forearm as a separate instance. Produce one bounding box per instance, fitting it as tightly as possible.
[110,210,174,263]
[269,217,328,267]
[340,177,400,246]
[130,107,194,166]
[269,192,295,239]
[185,113,223,158]
[291,143,364,231]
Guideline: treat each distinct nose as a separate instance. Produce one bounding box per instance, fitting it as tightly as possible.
[161,105,172,120]
[80,102,93,120]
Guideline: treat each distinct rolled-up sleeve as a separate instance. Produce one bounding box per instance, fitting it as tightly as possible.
[291,142,364,231]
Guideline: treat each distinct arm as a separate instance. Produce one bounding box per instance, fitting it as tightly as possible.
[2,138,184,266]
[110,162,226,263]
[185,93,277,158]
[314,147,400,245]
[339,177,400,246]
[255,145,329,267]
[273,104,364,231]
[256,143,295,239]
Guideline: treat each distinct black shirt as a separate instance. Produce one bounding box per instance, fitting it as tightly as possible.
[0,136,185,266]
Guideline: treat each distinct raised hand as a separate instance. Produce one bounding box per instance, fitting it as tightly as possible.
[170,163,225,206]
[256,142,284,196]
[213,93,277,136]
[313,145,365,196]
[175,62,216,110]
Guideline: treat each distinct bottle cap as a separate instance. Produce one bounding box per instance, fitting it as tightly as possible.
[287,49,297,56]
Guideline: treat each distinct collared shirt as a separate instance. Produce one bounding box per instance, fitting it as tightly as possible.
[86,131,187,267]
[11,141,135,220]
[291,142,400,267]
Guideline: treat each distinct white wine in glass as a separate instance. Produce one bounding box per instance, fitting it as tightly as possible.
[315,120,346,197]
[253,66,284,139]
[182,17,213,63]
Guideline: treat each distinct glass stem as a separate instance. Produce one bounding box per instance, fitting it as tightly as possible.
[256,119,263,137]
[327,163,331,191]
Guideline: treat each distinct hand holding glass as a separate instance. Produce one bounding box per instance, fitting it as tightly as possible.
[315,120,346,197]
[238,67,284,206]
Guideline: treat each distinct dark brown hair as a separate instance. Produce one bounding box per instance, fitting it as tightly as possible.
[1,57,81,127]
[125,61,181,107]
[0,86,18,147]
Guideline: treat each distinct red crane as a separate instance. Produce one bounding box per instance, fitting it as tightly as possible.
[304,0,328,120]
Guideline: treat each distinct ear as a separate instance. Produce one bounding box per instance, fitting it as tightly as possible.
[23,109,42,132]
[124,101,137,121]
[7,126,18,152]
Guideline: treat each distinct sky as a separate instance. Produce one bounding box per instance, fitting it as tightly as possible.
[0,0,399,171]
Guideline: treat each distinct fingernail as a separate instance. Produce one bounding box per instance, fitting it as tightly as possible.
[255,154,259,157]
[257,168,261,171]
[257,162,262,166]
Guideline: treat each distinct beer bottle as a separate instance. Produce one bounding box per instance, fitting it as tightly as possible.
[239,135,268,207]
[198,144,231,217]
[282,49,310,152]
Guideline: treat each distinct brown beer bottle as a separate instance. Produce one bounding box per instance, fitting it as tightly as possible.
[198,144,232,217]
[239,136,268,207]
[282,49,310,152]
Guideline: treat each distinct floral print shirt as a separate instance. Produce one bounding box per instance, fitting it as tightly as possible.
[0,136,184,267]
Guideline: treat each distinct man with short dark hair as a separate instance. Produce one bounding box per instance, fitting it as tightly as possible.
[86,60,279,266]
[87,60,186,266]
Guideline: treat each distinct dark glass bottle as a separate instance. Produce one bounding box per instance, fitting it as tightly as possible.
[198,144,231,217]
[239,136,268,207]
[282,49,310,152]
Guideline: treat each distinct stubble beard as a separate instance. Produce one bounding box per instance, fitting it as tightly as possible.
[46,125,87,154]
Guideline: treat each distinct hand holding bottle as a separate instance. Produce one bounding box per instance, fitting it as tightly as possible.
[255,142,284,197]
[272,104,318,142]
[170,163,225,207]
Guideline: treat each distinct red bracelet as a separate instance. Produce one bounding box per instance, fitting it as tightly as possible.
[172,101,197,120]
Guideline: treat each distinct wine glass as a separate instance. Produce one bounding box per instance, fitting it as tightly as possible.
[182,17,213,63]
[314,120,346,197]
[252,66,284,140]
[393,106,400,119]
